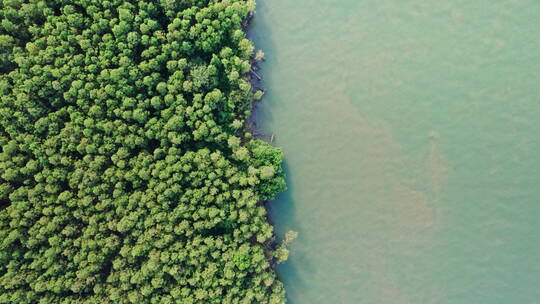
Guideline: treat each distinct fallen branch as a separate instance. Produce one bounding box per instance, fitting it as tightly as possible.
[250,69,262,80]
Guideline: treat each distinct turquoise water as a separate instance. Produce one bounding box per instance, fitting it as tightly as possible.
[250,1,540,303]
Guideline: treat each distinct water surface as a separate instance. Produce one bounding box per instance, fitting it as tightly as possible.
[250,1,540,303]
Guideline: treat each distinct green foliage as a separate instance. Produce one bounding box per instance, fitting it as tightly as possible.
[255,49,265,62]
[253,90,264,101]
[274,231,297,264]
[233,252,251,271]
[0,0,287,303]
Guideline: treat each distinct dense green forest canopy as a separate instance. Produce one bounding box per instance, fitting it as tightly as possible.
[0,0,289,303]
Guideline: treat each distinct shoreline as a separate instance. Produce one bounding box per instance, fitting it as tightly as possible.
[244,12,288,270]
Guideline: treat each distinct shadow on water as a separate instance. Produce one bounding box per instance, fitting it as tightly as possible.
[247,5,306,303]
[246,6,279,134]
[265,161,301,302]
[267,160,317,304]
[265,159,294,225]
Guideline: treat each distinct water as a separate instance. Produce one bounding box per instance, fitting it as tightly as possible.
[249,1,540,303]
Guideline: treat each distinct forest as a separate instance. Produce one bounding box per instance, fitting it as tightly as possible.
[0,0,289,303]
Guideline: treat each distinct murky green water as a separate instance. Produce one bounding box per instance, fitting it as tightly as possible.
[250,1,540,303]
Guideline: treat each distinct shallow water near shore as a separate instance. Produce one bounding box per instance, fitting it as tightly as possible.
[250,1,540,303]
